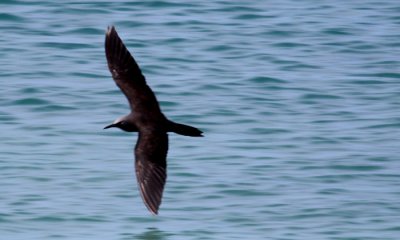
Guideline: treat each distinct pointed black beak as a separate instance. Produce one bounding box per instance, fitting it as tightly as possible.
[104,123,116,129]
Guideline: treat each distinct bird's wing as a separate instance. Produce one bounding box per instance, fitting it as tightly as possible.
[105,26,162,114]
[134,131,168,215]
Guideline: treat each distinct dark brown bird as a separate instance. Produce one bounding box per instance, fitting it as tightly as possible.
[103,26,203,215]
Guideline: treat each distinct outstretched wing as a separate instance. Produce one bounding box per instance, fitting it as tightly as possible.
[134,131,168,215]
[105,26,162,115]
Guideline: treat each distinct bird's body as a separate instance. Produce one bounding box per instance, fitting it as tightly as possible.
[104,26,202,215]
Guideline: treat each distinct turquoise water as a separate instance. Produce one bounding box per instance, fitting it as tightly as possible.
[1,1,400,239]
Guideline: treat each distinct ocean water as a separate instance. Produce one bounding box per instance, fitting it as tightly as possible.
[1,0,400,239]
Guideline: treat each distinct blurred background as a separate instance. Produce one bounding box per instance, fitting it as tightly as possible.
[1,1,399,239]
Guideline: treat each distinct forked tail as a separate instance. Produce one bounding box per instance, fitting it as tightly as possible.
[168,121,203,137]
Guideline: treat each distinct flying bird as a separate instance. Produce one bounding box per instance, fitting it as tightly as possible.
[104,26,203,215]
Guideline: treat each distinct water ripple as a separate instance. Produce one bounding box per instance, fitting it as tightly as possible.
[1,0,399,239]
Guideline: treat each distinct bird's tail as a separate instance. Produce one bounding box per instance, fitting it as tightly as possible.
[168,121,203,137]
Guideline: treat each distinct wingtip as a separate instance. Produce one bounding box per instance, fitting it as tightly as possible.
[150,209,159,216]
[144,202,160,216]
[145,199,161,215]
[106,25,116,36]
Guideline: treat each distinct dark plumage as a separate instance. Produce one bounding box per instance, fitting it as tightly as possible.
[104,26,203,215]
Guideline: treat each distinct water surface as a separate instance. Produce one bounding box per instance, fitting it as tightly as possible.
[1,1,400,239]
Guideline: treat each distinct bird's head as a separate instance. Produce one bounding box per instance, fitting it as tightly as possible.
[104,115,137,132]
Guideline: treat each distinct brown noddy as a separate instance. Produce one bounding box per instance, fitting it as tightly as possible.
[103,26,203,215]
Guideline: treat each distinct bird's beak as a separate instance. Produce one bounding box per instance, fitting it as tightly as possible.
[104,123,116,129]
